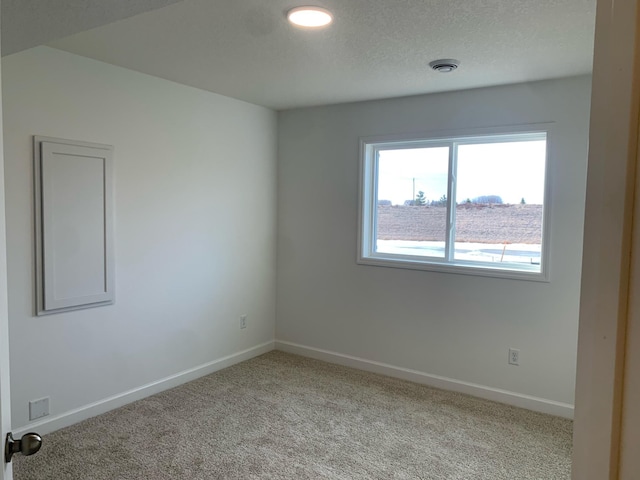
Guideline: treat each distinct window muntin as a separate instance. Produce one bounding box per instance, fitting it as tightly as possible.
[359,130,549,280]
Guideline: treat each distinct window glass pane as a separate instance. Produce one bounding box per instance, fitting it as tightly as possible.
[376,147,449,258]
[454,139,546,269]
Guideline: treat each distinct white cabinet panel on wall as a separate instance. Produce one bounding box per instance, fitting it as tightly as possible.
[34,136,115,315]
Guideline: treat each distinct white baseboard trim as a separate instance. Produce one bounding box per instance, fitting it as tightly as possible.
[275,340,574,419]
[15,340,275,437]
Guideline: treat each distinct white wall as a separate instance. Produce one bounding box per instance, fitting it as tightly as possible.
[2,46,277,430]
[277,76,591,410]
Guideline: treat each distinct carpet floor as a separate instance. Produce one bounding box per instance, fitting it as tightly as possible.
[14,351,572,479]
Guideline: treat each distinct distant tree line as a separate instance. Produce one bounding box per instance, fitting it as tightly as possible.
[379,194,521,206]
[468,195,503,204]
[404,191,448,206]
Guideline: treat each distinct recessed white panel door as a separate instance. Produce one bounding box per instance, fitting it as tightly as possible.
[34,138,114,315]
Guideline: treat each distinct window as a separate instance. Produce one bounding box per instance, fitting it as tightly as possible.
[358,129,550,281]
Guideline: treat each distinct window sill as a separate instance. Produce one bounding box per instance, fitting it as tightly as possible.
[357,254,549,282]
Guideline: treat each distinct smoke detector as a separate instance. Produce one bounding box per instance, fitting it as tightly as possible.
[429,59,460,73]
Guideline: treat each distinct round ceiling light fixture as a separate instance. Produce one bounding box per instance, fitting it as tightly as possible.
[429,59,460,73]
[287,6,333,28]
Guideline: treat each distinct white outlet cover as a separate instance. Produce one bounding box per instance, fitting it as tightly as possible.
[29,397,50,420]
[508,348,520,366]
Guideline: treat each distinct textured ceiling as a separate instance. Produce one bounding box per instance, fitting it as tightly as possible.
[43,0,596,110]
[1,0,186,56]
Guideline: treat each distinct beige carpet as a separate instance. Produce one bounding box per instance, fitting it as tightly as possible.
[14,351,572,479]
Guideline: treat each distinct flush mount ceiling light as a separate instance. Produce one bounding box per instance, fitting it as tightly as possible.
[429,59,460,73]
[287,6,333,28]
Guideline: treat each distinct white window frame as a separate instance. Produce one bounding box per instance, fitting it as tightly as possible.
[358,125,552,282]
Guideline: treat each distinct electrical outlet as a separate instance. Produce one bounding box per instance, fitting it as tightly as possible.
[29,397,50,421]
[240,314,247,329]
[508,348,520,366]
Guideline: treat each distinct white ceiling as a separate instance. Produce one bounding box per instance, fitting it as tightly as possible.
[14,0,597,110]
[1,0,186,56]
